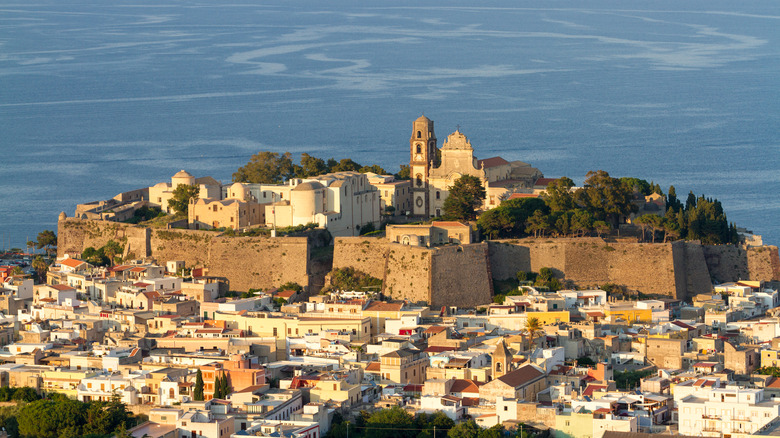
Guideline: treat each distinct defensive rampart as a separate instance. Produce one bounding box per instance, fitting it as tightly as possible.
[59,219,780,305]
[488,238,780,300]
[332,237,492,307]
[58,218,311,292]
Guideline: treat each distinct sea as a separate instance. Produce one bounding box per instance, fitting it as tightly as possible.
[2,0,779,250]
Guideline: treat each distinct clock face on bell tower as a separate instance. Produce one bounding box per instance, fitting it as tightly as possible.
[410,115,437,216]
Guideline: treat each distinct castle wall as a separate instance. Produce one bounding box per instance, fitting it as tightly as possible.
[702,244,750,284]
[430,243,493,308]
[58,218,311,292]
[488,238,778,300]
[383,245,432,304]
[59,219,150,259]
[331,237,389,280]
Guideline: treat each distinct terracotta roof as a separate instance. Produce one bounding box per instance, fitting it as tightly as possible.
[365,362,381,372]
[534,177,557,187]
[767,378,780,389]
[477,157,509,169]
[364,301,404,312]
[431,221,469,228]
[450,379,480,394]
[60,258,87,269]
[130,267,147,273]
[424,326,447,335]
[496,364,544,388]
[275,290,297,299]
[506,193,541,200]
[582,384,607,397]
[133,282,151,288]
[671,321,695,330]
[462,397,480,406]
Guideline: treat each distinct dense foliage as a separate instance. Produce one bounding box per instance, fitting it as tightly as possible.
[477,170,738,244]
[443,175,487,221]
[233,151,390,184]
[327,267,382,292]
[194,369,204,401]
[327,408,528,438]
[16,393,133,438]
[168,184,200,216]
[664,186,738,244]
[81,240,124,266]
[614,369,655,390]
[123,205,165,224]
[28,230,57,257]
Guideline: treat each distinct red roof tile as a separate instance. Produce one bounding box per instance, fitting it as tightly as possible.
[477,157,509,168]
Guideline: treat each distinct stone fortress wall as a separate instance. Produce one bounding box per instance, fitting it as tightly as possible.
[488,238,780,300]
[60,218,780,304]
[58,218,311,292]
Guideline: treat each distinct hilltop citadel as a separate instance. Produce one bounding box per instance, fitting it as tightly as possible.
[0,117,779,438]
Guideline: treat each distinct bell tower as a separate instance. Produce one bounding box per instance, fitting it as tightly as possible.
[492,338,513,379]
[410,115,437,216]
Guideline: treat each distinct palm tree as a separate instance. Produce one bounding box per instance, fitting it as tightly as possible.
[525,317,543,349]
[32,256,47,283]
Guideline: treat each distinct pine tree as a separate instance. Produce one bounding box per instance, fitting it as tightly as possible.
[220,372,231,398]
[213,373,223,399]
[194,369,204,401]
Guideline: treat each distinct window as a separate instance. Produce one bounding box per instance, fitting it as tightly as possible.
[416,174,423,187]
[436,191,440,200]
[417,131,422,139]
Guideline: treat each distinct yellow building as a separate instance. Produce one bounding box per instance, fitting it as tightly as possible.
[41,369,99,398]
[380,348,428,385]
[214,312,371,351]
[762,349,780,368]
[605,306,652,324]
[309,378,361,409]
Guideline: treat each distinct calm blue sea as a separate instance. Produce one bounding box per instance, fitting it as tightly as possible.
[1,0,779,249]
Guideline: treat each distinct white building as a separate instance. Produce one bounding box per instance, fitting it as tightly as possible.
[677,386,780,437]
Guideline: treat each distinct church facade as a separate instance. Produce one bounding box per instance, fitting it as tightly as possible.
[408,115,544,218]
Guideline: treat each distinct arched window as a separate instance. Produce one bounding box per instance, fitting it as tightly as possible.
[417,131,422,138]
[416,174,423,187]
[416,144,421,154]
[496,362,502,373]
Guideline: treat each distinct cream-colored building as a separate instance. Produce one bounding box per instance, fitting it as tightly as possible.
[188,198,264,230]
[408,116,543,217]
[365,173,412,216]
[149,170,222,214]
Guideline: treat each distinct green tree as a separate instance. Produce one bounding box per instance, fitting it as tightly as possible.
[571,210,594,237]
[395,164,411,180]
[593,220,611,238]
[35,230,57,257]
[479,425,506,438]
[330,158,362,173]
[443,175,486,221]
[365,406,416,438]
[525,210,551,238]
[167,184,199,216]
[447,420,481,438]
[194,369,204,401]
[359,164,388,175]
[298,153,328,177]
[102,240,124,266]
[574,170,636,227]
[220,371,232,398]
[541,177,575,213]
[525,316,543,347]
[233,151,295,183]
[477,197,548,239]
